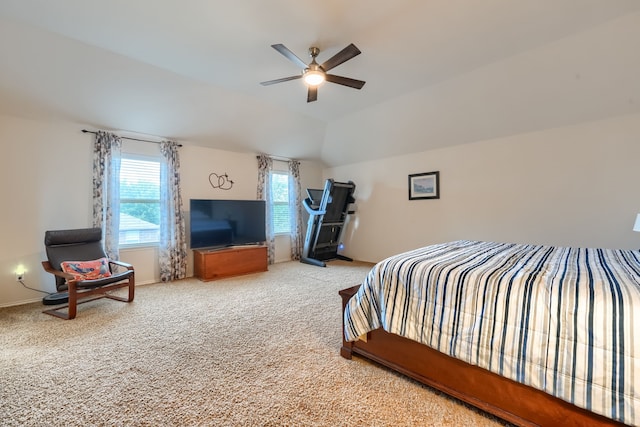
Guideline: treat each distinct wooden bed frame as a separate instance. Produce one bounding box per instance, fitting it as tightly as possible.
[339,285,626,427]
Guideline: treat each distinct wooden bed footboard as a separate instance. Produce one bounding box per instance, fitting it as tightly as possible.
[339,285,625,427]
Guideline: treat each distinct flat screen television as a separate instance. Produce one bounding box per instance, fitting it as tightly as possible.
[190,199,266,249]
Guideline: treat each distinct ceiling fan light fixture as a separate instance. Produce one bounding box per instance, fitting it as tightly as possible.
[303,69,325,86]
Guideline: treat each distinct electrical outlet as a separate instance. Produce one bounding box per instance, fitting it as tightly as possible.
[15,272,24,282]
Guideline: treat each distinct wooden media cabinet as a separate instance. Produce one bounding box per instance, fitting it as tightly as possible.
[193,245,268,281]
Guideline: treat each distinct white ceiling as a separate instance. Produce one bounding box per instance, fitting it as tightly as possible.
[0,1,639,166]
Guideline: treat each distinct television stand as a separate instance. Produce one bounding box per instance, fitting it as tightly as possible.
[193,246,268,281]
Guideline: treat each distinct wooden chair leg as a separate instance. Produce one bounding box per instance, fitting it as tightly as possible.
[128,273,135,302]
[105,278,135,303]
[42,284,77,320]
[67,283,77,319]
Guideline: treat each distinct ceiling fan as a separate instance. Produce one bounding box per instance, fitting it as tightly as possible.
[260,43,366,102]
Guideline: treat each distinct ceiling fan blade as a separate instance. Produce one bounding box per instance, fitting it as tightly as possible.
[307,86,318,103]
[271,44,308,69]
[320,43,361,72]
[260,75,302,86]
[325,74,366,89]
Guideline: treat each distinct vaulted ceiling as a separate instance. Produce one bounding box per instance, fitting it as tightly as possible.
[1,1,639,166]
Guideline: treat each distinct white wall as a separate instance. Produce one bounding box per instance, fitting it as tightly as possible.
[325,113,640,263]
[0,114,323,307]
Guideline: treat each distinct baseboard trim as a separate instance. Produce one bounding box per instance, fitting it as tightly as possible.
[0,297,42,308]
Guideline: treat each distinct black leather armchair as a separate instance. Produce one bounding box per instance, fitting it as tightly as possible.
[41,227,135,319]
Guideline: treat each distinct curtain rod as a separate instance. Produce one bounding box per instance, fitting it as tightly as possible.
[82,129,183,147]
[256,154,294,162]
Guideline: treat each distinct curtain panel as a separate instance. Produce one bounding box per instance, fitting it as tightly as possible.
[288,160,304,260]
[257,154,275,264]
[92,131,122,260]
[159,141,188,282]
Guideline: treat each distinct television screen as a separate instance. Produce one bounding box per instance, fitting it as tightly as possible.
[190,199,266,249]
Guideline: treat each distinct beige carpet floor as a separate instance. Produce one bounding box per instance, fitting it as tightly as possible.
[0,260,512,426]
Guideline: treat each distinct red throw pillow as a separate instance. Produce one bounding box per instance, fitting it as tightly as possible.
[60,257,112,281]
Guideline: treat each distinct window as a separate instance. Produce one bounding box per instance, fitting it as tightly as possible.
[271,172,291,234]
[119,155,160,246]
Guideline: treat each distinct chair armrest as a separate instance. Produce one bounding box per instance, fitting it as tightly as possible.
[108,259,134,270]
[41,260,76,281]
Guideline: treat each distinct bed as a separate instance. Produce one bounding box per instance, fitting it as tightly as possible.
[340,240,640,426]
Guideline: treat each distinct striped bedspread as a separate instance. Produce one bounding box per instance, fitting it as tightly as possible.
[344,240,640,425]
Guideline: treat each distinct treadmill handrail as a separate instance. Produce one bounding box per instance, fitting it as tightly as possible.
[303,198,326,215]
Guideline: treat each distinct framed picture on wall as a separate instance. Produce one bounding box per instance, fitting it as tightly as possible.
[408,171,440,200]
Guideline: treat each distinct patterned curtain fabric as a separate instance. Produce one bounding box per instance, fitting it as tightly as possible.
[92,131,122,260]
[159,141,188,282]
[288,160,304,260]
[256,154,275,264]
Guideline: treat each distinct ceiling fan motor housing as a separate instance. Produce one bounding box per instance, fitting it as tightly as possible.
[306,47,323,73]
